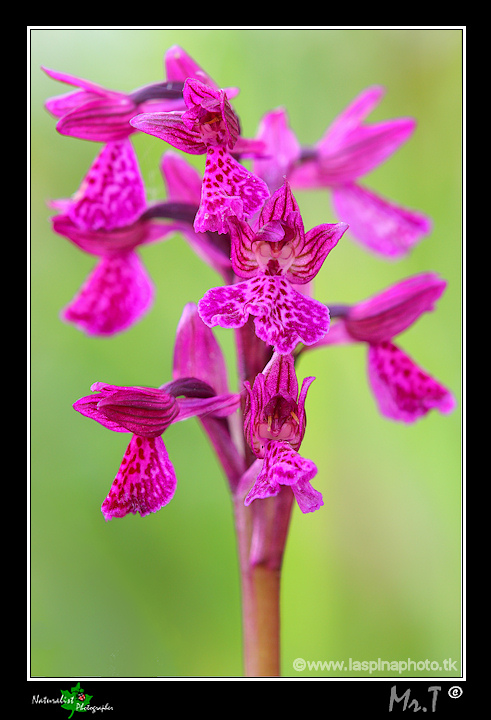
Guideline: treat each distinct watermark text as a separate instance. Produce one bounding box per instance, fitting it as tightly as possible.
[292,656,458,674]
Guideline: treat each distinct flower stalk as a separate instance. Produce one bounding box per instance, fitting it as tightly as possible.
[234,483,294,676]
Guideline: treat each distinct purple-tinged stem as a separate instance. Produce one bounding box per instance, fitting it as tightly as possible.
[233,484,294,676]
[232,317,292,677]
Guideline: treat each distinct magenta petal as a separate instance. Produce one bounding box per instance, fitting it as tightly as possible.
[174,394,240,422]
[318,118,415,184]
[249,277,330,353]
[173,303,230,394]
[228,216,259,278]
[315,85,415,183]
[199,275,330,354]
[130,112,207,154]
[45,88,100,118]
[56,96,138,142]
[287,221,347,284]
[164,45,240,100]
[332,183,432,259]
[101,435,177,520]
[160,151,202,205]
[61,252,153,336]
[182,78,239,148]
[252,107,301,192]
[74,381,178,435]
[42,65,109,96]
[73,386,129,433]
[96,388,179,437]
[42,66,135,142]
[68,141,146,232]
[194,147,270,234]
[228,182,346,285]
[367,341,456,423]
[52,213,176,256]
[258,180,300,224]
[345,272,447,343]
[244,440,321,513]
[164,44,216,85]
[318,85,387,153]
[198,281,251,330]
[289,86,417,188]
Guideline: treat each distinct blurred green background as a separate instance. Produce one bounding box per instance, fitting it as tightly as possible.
[30,28,462,678]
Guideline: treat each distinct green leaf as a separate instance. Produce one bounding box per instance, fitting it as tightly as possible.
[60,684,92,717]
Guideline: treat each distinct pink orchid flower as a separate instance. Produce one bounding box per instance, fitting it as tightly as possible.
[42,45,237,142]
[243,352,322,513]
[50,139,178,336]
[255,88,432,259]
[314,273,456,422]
[130,78,269,234]
[74,378,240,520]
[198,182,347,354]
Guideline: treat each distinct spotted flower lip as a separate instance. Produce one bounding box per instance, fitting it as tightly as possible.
[242,353,323,513]
[244,443,321,514]
[99,435,178,521]
[367,341,456,423]
[60,138,148,232]
[198,182,348,354]
[50,140,175,336]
